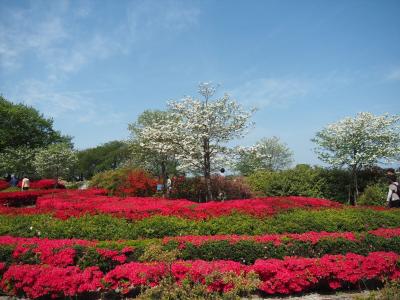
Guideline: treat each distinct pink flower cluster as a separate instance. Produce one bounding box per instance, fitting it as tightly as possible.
[163,231,359,248]
[0,190,342,219]
[0,236,135,268]
[1,252,399,298]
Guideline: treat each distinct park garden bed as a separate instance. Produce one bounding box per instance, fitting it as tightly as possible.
[0,189,399,299]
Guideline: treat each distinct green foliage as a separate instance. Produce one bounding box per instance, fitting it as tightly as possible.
[170,176,253,202]
[137,271,260,300]
[246,164,325,198]
[1,208,400,240]
[89,168,156,196]
[0,96,71,153]
[76,141,130,179]
[358,183,387,206]
[89,168,128,194]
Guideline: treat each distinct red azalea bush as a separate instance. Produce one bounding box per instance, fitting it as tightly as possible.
[169,175,253,202]
[17,179,66,190]
[0,189,65,207]
[2,252,399,298]
[0,179,9,191]
[116,169,157,197]
[31,191,341,220]
[31,179,66,189]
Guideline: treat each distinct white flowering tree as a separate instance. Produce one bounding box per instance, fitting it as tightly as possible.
[128,110,179,190]
[33,143,77,181]
[140,83,255,200]
[0,146,36,178]
[312,112,400,205]
[235,136,293,175]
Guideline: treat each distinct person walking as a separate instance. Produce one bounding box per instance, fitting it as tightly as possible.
[387,174,399,208]
[21,176,30,191]
[10,174,18,187]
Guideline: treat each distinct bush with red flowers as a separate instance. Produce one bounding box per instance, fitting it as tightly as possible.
[0,180,9,191]
[116,169,157,197]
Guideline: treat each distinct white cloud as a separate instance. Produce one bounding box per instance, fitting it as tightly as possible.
[230,77,312,109]
[230,72,354,109]
[11,79,125,126]
[0,1,200,74]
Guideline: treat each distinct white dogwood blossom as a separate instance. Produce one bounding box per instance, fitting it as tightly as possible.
[139,83,255,199]
[312,112,400,204]
[235,137,293,175]
[33,143,77,179]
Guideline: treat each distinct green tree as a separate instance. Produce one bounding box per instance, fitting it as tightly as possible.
[76,141,130,179]
[0,96,71,152]
[33,143,78,180]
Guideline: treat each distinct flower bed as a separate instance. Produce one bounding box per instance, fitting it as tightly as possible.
[1,207,400,240]
[0,227,399,268]
[0,252,399,298]
[0,189,66,207]
[0,189,342,219]
[0,180,9,191]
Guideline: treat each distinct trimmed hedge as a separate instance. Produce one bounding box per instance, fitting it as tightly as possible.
[1,208,400,240]
[1,232,400,268]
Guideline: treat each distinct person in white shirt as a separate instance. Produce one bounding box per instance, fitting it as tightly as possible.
[21,176,30,191]
[387,174,399,208]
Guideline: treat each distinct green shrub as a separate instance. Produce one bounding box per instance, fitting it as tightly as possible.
[358,183,387,206]
[89,168,128,194]
[170,176,253,202]
[89,168,156,196]
[246,164,325,198]
[1,208,400,240]
[246,165,388,204]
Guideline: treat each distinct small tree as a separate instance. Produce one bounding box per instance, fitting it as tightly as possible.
[235,136,293,175]
[140,83,255,201]
[312,112,400,205]
[128,110,179,191]
[34,143,78,182]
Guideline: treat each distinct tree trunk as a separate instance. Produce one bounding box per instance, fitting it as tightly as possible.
[161,160,167,196]
[203,137,213,202]
[350,165,358,206]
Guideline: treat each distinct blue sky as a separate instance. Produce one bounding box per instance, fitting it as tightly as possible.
[1,0,399,165]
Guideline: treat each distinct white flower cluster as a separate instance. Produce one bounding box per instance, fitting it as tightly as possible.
[313,112,400,169]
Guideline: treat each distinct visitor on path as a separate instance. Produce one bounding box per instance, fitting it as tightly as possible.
[166,176,172,196]
[387,174,399,208]
[21,176,30,191]
[10,174,18,187]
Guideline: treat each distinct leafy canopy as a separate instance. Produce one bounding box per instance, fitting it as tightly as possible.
[0,96,70,152]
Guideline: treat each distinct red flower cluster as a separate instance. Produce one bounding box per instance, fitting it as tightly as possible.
[31,179,66,190]
[253,252,400,294]
[0,190,342,220]
[0,189,65,207]
[116,169,157,197]
[369,227,400,238]
[1,252,399,298]
[0,179,9,191]
[0,265,103,298]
